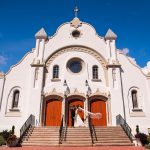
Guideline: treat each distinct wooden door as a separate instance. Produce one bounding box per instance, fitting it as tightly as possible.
[68,100,84,126]
[90,100,107,126]
[45,100,62,126]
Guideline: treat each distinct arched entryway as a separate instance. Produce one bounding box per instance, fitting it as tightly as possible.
[65,95,85,127]
[90,99,107,126]
[42,95,62,126]
[45,99,62,126]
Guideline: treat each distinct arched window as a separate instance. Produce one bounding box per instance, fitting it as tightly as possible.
[53,65,59,79]
[92,65,98,79]
[12,90,20,108]
[131,90,138,109]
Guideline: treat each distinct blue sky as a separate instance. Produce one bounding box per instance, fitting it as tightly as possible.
[0,0,150,73]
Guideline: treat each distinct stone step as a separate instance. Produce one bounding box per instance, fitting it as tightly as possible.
[62,141,92,144]
[63,137,92,141]
[22,143,59,147]
[28,133,59,135]
[33,129,60,131]
[94,143,135,146]
[23,141,59,144]
[24,135,59,138]
[23,137,59,141]
[96,137,130,140]
[96,134,127,137]
[96,139,131,143]
[60,143,92,147]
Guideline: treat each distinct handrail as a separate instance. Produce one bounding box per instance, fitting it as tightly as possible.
[59,115,64,144]
[64,122,68,141]
[89,117,97,144]
[116,114,133,142]
[20,114,35,139]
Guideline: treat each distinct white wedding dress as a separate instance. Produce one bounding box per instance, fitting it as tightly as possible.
[74,109,87,127]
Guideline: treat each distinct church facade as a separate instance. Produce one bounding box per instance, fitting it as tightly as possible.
[0,17,150,136]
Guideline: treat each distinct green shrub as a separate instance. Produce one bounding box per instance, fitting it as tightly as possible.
[135,133,149,146]
[0,135,5,146]
[147,135,150,143]
[1,130,11,141]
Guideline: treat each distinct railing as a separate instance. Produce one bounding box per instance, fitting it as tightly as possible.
[64,123,68,141]
[89,117,97,144]
[59,115,64,144]
[116,114,133,142]
[20,114,35,140]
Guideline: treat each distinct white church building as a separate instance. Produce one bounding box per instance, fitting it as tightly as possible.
[0,15,150,136]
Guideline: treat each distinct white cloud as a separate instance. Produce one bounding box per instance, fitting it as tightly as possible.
[0,55,7,65]
[142,61,150,74]
[122,48,129,55]
[146,61,150,69]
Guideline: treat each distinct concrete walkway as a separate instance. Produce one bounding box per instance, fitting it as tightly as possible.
[0,146,146,150]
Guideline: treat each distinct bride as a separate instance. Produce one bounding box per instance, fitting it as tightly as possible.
[74,107,87,127]
[73,106,102,127]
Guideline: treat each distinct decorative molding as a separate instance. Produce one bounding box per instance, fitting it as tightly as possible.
[130,111,146,117]
[91,79,102,82]
[31,59,45,67]
[5,112,22,117]
[89,88,108,99]
[70,17,82,28]
[51,78,61,82]
[45,46,108,85]
[44,88,63,98]
[67,88,86,98]
[0,72,5,78]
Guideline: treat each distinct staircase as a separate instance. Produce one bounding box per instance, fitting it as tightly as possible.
[61,127,92,147]
[21,126,60,146]
[21,126,134,147]
[94,126,134,146]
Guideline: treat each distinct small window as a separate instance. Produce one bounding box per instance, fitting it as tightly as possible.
[53,65,59,79]
[131,90,138,109]
[12,90,20,108]
[92,65,98,79]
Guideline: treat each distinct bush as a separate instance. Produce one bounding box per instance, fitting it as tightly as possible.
[147,135,150,143]
[135,133,149,146]
[0,135,5,146]
[0,130,11,141]
[0,126,18,147]
[6,135,17,146]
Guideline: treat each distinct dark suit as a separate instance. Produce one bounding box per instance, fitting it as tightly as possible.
[71,109,75,127]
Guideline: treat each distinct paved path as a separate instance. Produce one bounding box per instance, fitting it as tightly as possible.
[0,146,146,150]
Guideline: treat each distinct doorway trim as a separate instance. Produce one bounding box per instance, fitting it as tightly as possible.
[41,94,63,126]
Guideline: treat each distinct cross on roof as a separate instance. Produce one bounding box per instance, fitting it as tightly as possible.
[74,6,79,18]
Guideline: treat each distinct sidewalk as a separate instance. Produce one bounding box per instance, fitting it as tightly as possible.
[0,146,146,150]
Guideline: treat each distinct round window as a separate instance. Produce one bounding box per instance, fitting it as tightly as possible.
[67,58,84,74]
[72,30,80,38]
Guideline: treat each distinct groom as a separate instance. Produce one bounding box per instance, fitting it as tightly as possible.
[71,107,76,127]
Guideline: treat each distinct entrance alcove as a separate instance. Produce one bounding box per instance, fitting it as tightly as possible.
[89,95,108,126]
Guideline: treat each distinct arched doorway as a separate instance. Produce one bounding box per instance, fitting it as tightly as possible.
[67,99,84,127]
[45,99,62,126]
[90,99,107,126]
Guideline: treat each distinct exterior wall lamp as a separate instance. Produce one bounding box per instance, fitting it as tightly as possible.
[85,80,92,96]
[63,80,70,96]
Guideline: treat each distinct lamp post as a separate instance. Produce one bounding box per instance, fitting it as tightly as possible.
[63,80,70,127]
[85,80,92,126]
